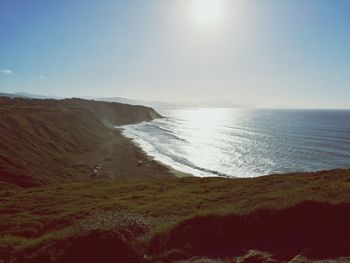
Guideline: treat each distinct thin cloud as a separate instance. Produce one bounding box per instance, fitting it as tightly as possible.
[1,69,13,74]
[39,75,46,79]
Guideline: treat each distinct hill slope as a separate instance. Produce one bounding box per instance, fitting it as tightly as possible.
[1,96,350,262]
[0,169,350,262]
[0,97,170,187]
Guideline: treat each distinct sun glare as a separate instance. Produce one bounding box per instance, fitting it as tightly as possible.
[191,0,225,28]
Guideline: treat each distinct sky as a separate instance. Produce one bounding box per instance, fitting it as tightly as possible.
[0,0,349,108]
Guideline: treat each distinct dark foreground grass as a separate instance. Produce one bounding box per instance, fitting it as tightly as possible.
[1,169,350,262]
[149,201,350,262]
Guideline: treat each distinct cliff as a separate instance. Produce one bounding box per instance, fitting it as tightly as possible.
[0,97,161,126]
[0,97,169,187]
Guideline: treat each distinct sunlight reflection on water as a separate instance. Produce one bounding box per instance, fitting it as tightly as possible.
[121,108,350,178]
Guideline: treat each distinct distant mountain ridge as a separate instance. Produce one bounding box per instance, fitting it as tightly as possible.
[0,92,63,100]
[94,97,253,109]
[0,92,29,99]
[0,92,253,109]
[14,92,64,99]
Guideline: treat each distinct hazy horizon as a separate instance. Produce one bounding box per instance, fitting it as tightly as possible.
[1,0,350,109]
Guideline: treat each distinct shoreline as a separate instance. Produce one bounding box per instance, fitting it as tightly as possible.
[118,127,193,178]
[153,159,193,178]
[117,126,350,180]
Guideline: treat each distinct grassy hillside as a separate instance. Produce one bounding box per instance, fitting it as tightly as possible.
[0,169,350,262]
[1,97,350,262]
[0,97,170,187]
[0,97,161,126]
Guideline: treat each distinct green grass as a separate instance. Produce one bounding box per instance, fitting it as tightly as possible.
[1,169,350,261]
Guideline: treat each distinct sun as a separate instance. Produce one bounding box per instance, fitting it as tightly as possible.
[191,0,225,28]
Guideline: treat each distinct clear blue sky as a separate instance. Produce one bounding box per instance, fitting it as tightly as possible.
[0,0,349,108]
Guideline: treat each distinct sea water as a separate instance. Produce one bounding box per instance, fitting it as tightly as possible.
[121,108,350,177]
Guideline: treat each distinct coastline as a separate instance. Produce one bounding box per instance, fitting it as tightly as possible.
[117,126,350,180]
[152,158,193,178]
[2,98,350,262]
[118,127,193,178]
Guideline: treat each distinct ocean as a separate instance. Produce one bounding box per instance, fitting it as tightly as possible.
[121,108,350,178]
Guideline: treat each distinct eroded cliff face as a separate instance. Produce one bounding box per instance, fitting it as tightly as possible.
[0,97,164,186]
[0,97,161,126]
[60,98,162,126]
